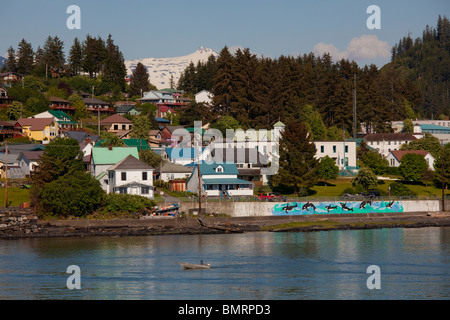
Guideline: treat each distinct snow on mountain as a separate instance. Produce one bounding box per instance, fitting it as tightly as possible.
[125,47,218,90]
[0,56,6,69]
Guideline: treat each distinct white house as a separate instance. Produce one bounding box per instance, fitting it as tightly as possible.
[386,150,436,171]
[314,141,357,170]
[17,151,44,177]
[186,162,254,197]
[98,155,155,199]
[195,90,213,105]
[363,133,417,158]
[90,146,139,178]
[154,162,193,182]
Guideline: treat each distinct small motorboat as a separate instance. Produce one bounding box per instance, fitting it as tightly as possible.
[179,262,211,270]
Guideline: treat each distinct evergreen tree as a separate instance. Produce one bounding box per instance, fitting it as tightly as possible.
[6,46,17,73]
[43,36,65,75]
[271,120,318,195]
[16,39,34,75]
[129,62,151,97]
[211,46,236,114]
[102,34,127,91]
[68,37,83,75]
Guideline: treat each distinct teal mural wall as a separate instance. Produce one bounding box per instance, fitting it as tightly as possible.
[272,200,404,215]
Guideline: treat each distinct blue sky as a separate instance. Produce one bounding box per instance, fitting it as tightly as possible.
[1,0,448,67]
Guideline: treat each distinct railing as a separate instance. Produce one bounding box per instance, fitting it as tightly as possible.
[154,194,442,204]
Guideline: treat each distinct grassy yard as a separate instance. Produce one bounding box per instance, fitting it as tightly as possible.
[0,187,31,207]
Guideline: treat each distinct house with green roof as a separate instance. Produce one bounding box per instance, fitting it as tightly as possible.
[186,162,254,198]
[94,138,150,151]
[90,146,139,177]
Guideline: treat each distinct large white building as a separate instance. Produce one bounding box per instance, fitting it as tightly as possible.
[363,133,417,158]
[314,141,357,170]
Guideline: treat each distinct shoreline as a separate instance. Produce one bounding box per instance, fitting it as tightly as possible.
[1,211,450,239]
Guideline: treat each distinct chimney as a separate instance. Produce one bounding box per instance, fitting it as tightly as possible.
[108,145,112,150]
[85,138,91,144]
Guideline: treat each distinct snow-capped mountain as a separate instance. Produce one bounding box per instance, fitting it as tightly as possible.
[0,56,6,69]
[125,47,218,90]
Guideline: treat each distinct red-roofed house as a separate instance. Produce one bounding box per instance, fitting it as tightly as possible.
[386,150,436,170]
[157,105,176,119]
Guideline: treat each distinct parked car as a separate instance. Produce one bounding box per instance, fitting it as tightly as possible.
[258,193,285,201]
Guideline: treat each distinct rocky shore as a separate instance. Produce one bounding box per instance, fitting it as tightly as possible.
[1,209,449,239]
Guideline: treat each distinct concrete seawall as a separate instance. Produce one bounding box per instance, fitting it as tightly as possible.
[179,200,444,217]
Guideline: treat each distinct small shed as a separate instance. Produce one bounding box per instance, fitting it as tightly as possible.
[169,179,186,192]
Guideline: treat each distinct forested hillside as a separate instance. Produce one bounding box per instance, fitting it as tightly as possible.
[388,15,449,119]
[178,15,449,134]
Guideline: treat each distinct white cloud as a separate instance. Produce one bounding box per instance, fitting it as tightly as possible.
[313,35,390,61]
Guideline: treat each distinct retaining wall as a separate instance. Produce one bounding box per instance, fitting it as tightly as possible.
[180,200,442,217]
[0,208,39,235]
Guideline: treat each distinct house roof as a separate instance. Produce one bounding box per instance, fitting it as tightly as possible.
[19,150,44,162]
[155,117,170,123]
[83,97,110,105]
[64,131,100,143]
[107,155,154,171]
[390,150,430,162]
[121,139,150,150]
[48,110,72,120]
[49,96,69,103]
[91,147,139,165]
[154,162,193,174]
[198,162,239,175]
[100,114,132,125]
[17,118,54,131]
[363,133,417,141]
[202,178,254,185]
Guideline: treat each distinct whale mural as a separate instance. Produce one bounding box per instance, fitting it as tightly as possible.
[272,200,404,215]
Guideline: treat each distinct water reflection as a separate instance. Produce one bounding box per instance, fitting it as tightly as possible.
[0,227,448,299]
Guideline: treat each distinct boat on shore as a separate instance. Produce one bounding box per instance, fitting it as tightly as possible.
[179,262,211,269]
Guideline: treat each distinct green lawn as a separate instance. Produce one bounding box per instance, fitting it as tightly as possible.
[0,188,31,207]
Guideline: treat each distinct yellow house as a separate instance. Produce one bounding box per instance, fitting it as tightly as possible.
[17,118,59,143]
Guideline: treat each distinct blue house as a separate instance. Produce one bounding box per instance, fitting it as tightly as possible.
[186,162,254,197]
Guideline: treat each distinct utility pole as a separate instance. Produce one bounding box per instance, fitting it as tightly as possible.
[353,73,356,138]
[196,131,202,217]
[441,140,445,211]
[5,141,8,208]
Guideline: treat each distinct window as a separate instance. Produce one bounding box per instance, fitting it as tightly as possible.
[141,187,150,194]
[121,172,127,181]
[333,146,336,153]
[114,125,118,130]
[320,146,324,153]
[119,187,127,194]
[142,172,148,180]
[122,125,126,130]
[216,166,223,173]
[345,146,348,153]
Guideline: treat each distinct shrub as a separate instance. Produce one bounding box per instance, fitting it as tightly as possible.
[388,182,417,197]
[101,193,156,214]
[39,171,104,218]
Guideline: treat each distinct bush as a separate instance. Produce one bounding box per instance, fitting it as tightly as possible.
[101,193,156,214]
[388,182,417,197]
[39,171,104,218]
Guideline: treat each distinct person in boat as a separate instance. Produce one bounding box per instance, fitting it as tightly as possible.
[200,260,203,265]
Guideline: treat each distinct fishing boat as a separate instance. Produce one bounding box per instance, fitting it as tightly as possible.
[179,262,211,269]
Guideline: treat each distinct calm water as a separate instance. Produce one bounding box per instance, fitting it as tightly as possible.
[0,227,448,300]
